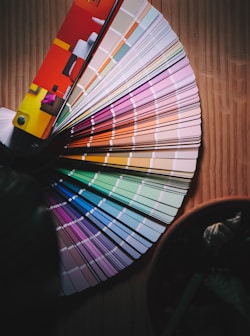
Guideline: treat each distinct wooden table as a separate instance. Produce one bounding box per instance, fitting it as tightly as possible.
[0,0,249,335]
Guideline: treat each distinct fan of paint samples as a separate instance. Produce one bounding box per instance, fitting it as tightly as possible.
[0,0,201,295]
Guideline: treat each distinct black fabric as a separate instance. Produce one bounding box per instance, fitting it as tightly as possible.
[0,167,61,334]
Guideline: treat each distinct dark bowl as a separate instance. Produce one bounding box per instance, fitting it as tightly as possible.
[147,196,250,335]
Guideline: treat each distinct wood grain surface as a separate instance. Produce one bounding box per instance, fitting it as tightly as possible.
[0,0,249,335]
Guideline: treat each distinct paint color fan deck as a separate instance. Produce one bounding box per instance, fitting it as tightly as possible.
[0,0,201,296]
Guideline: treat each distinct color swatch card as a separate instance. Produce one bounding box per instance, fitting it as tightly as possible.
[0,0,202,296]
